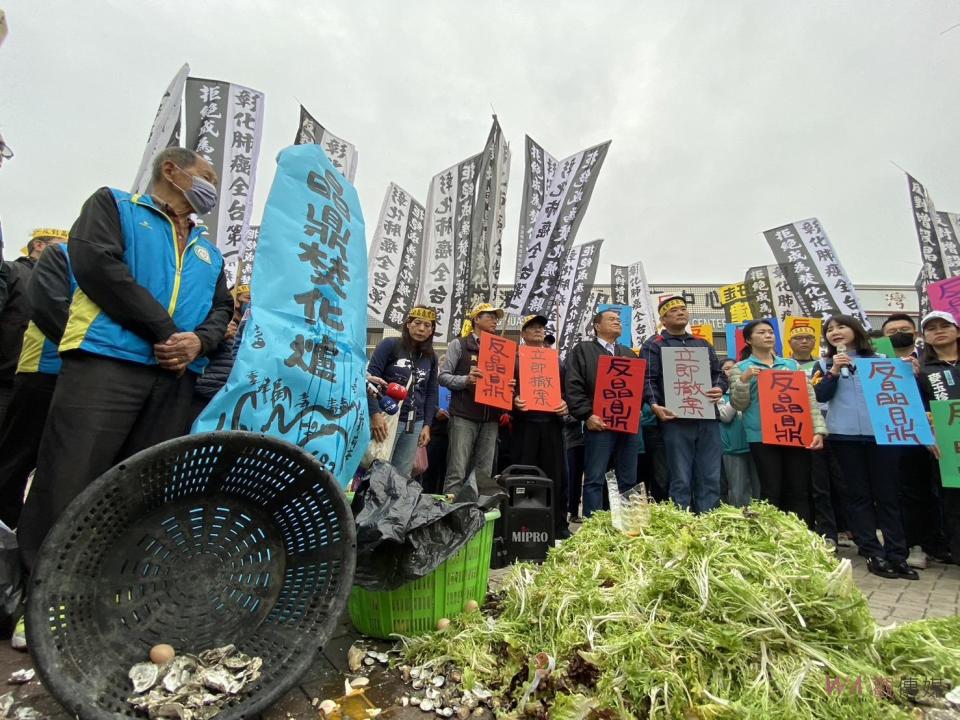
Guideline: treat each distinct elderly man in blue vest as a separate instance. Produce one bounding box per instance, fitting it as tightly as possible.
[18,147,233,570]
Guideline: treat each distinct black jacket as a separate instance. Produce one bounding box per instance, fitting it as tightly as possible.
[918,357,960,406]
[194,338,237,399]
[0,256,37,384]
[563,338,636,421]
[640,330,727,407]
[28,244,73,346]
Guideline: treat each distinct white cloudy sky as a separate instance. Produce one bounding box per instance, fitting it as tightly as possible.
[2,0,959,286]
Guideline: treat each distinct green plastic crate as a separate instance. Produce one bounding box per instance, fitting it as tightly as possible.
[348,509,499,638]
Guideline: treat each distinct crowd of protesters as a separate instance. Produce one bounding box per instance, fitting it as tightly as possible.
[0,147,957,654]
[368,297,959,588]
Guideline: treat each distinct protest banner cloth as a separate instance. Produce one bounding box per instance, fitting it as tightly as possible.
[185,77,265,285]
[935,210,960,281]
[552,240,604,362]
[592,356,646,434]
[929,400,960,488]
[475,332,517,411]
[690,324,714,345]
[294,105,358,183]
[417,153,481,341]
[597,303,632,347]
[235,225,259,292]
[764,218,870,328]
[782,317,822,358]
[745,264,804,323]
[928,276,960,319]
[855,357,934,446]
[366,183,426,328]
[905,174,960,314]
[610,265,629,304]
[132,63,189,195]
[466,117,510,309]
[662,347,713,419]
[507,140,611,316]
[519,345,563,411]
[758,370,814,447]
[193,144,369,487]
[514,136,558,282]
[627,261,658,344]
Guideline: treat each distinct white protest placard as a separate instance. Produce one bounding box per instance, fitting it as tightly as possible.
[662,346,713,419]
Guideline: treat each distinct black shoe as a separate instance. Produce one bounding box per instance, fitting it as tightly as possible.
[891,560,920,581]
[866,557,899,579]
[568,515,585,524]
[928,550,954,565]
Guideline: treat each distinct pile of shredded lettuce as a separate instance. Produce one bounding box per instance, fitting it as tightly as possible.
[400,502,960,719]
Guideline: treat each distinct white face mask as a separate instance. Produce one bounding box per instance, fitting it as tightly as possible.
[172,166,218,215]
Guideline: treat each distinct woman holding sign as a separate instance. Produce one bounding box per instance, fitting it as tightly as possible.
[812,315,918,580]
[730,320,826,526]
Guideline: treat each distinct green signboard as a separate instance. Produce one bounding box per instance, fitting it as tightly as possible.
[930,400,960,488]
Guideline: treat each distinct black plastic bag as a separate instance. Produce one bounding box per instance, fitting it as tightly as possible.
[0,521,22,636]
[351,461,487,591]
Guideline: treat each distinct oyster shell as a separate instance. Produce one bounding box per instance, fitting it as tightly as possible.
[162,656,197,693]
[199,666,243,694]
[129,662,160,693]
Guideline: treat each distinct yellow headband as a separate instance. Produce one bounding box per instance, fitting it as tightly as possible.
[658,299,686,317]
[30,228,69,241]
[789,326,816,338]
[409,307,437,322]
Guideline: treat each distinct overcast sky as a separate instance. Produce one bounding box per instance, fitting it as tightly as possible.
[2,1,959,286]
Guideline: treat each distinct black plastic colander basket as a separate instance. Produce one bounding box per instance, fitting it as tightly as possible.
[26,431,356,720]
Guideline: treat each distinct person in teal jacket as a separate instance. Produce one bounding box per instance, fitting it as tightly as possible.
[729,319,826,527]
[718,358,759,507]
[18,147,233,572]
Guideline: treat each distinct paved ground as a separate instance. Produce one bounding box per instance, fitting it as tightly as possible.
[0,547,956,718]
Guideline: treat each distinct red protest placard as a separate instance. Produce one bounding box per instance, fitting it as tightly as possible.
[592,355,646,434]
[929,276,960,318]
[757,370,814,447]
[474,332,517,411]
[519,345,563,411]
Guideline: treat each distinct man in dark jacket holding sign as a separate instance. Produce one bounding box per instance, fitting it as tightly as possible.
[564,309,642,517]
[439,302,506,502]
[512,314,570,538]
[641,295,726,513]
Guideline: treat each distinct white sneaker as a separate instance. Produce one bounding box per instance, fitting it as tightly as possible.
[906,545,928,570]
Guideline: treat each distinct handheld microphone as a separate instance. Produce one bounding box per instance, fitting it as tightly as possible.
[837,343,849,378]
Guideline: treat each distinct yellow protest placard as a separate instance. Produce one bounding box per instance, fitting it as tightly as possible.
[719,282,754,323]
[690,324,714,345]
